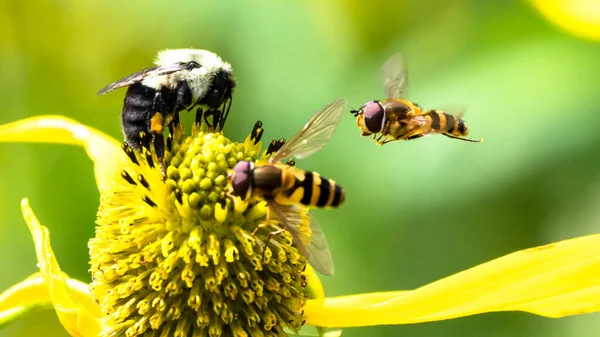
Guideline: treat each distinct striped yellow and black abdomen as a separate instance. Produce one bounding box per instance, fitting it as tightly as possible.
[280,169,345,208]
[423,110,468,136]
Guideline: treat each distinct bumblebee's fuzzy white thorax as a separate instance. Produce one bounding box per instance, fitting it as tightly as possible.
[141,49,233,103]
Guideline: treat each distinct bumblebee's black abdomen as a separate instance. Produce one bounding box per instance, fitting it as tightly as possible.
[121,83,156,148]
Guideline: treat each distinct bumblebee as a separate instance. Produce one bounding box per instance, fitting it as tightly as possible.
[351,53,481,144]
[98,49,236,163]
[229,99,347,275]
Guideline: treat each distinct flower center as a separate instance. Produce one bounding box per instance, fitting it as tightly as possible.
[89,123,308,337]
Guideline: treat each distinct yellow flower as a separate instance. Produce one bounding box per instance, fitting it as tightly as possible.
[531,0,600,41]
[1,116,600,337]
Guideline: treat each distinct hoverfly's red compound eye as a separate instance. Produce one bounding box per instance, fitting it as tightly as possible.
[231,161,253,199]
[363,100,385,133]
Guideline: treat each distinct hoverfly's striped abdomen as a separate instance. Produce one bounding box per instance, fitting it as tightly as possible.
[424,110,469,137]
[284,170,345,208]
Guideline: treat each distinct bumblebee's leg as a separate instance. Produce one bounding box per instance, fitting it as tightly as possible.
[218,96,233,131]
[203,109,221,131]
[150,92,168,173]
[174,81,192,112]
[149,113,165,173]
[442,133,482,143]
[169,111,180,136]
[195,108,203,127]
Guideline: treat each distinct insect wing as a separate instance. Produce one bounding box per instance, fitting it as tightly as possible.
[382,53,409,99]
[270,99,347,163]
[97,63,189,95]
[268,202,310,257]
[307,214,334,276]
[268,203,334,276]
[439,104,467,119]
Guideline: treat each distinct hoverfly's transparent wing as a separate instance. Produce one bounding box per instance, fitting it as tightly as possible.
[383,53,409,99]
[436,104,467,119]
[307,214,334,276]
[268,202,310,257]
[97,63,189,95]
[268,203,335,276]
[270,99,347,163]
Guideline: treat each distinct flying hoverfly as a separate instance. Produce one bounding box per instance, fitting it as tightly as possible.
[351,53,481,144]
[229,99,347,275]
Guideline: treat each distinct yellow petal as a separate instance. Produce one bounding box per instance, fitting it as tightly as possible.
[0,273,100,316]
[20,198,102,337]
[303,264,329,337]
[304,264,326,300]
[531,0,600,41]
[305,235,600,327]
[0,116,122,192]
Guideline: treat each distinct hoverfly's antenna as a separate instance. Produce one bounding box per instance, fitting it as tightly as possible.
[350,108,360,117]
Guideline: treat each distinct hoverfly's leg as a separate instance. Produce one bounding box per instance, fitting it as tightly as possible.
[262,227,286,262]
[251,208,271,237]
[407,134,424,141]
[375,134,387,145]
[381,134,402,145]
[442,133,483,143]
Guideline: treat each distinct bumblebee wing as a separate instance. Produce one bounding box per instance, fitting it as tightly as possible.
[269,203,334,276]
[383,53,409,99]
[97,66,159,95]
[97,63,189,95]
[270,99,347,162]
[307,214,335,276]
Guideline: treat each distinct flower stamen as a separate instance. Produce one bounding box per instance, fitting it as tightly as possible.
[90,122,309,337]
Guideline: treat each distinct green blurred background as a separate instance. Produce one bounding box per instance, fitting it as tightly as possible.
[1,0,600,336]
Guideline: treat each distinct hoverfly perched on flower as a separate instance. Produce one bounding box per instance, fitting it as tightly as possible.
[351,53,482,144]
[228,99,347,275]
